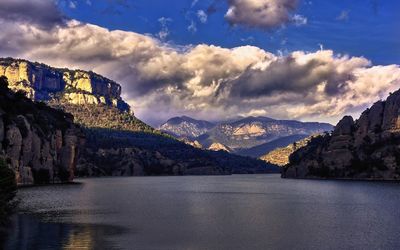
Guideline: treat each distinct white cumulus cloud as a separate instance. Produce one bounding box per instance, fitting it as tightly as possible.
[225,0,300,29]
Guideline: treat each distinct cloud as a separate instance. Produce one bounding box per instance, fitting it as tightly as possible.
[188,20,197,33]
[336,10,350,21]
[225,0,301,29]
[197,10,208,23]
[69,1,77,9]
[157,17,172,40]
[191,0,199,7]
[1,0,400,125]
[292,14,307,26]
[0,0,65,29]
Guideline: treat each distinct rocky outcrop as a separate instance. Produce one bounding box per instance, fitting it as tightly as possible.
[0,58,129,112]
[0,77,84,185]
[208,142,231,152]
[180,138,203,149]
[283,89,400,180]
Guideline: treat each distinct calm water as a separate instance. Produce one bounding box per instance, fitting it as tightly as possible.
[2,174,400,250]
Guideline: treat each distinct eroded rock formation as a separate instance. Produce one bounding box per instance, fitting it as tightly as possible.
[0,78,84,185]
[283,89,400,180]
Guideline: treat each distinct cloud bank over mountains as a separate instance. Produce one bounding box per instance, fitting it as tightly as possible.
[0,0,399,125]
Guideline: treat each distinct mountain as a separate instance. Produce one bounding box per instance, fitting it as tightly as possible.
[0,76,83,185]
[0,58,278,176]
[159,116,215,138]
[202,116,333,150]
[260,135,317,166]
[161,116,333,155]
[236,134,310,158]
[160,116,333,158]
[283,89,400,180]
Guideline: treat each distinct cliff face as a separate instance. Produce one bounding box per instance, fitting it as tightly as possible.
[0,77,84,185]
[0,58,129,112]
[283,89,400,180]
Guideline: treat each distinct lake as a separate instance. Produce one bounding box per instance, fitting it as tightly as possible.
[2,174,400,250]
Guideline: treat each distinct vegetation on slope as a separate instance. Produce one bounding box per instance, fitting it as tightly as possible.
[48,92,278,176]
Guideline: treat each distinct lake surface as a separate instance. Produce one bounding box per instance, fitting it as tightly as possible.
[2,174,400,250]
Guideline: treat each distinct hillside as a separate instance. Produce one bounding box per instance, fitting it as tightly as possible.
[260,135,317,166]
[236,134,309,158]
[283,89,400,180]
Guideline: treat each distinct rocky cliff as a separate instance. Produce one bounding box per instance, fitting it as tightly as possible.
[283,89,400,180]
[0,58,129,112]
[0,77,83,185]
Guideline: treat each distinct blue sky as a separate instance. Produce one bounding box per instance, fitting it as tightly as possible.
[59,0,399,65]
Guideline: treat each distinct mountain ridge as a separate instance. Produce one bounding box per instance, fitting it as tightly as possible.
[160,115,333,156]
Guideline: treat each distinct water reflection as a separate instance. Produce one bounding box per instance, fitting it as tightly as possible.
[1,175,400,250]
[2,214,126,250]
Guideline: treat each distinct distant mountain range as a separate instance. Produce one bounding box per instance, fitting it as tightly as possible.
[160,116,333,157]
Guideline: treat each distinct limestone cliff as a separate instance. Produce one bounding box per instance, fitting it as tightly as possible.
[0,77,84,185]
[0,58,129,112]
[283,89,400,180]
